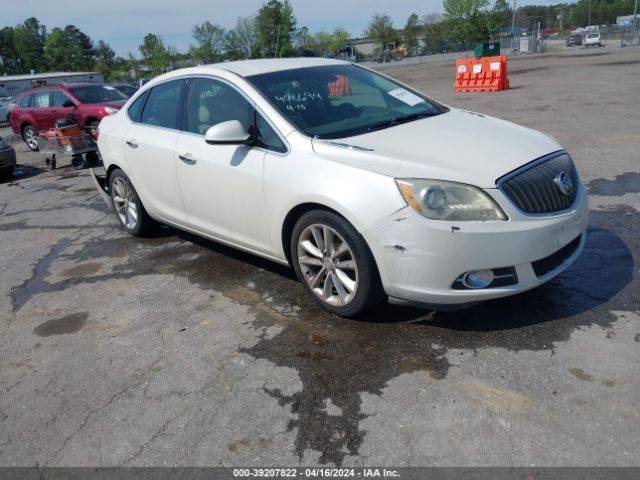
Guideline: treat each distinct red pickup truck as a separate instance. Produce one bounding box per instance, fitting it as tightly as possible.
[10,83,127,151]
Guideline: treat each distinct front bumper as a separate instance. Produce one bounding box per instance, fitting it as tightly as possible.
[363,185,589,306]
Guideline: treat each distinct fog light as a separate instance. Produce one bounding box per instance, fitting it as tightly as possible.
[462,269,495,289]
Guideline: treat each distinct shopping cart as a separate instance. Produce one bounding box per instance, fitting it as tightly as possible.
[36,119,100,170]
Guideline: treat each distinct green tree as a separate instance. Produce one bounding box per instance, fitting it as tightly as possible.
[64,25,95,70]
[191,21,226,64]
[234,16,257,58]
[365,14,395,49]
[421,13,446,54]
[224,31,245,61]
[14,17,47,72]
[94,40,116,77]
[0,27,21,74]
[139,34,169,75]
[443,0,491,44]
[255,0,297,58]
[44,27,69,70]
[403,13,421,54]
[487,0,512,35]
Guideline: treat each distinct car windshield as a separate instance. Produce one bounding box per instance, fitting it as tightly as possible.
[247,64,445,139]
[67,85,127,104]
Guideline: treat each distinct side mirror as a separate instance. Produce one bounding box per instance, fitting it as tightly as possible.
[63,100,77,108]
[205,120,254,145]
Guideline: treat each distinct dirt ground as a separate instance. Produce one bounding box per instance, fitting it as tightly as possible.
[0,45,639,469]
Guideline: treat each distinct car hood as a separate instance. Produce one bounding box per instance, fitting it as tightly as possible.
[310,108,563,188]
[89,99,127,109]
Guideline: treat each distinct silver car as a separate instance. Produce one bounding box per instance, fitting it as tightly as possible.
[0,97,16,126]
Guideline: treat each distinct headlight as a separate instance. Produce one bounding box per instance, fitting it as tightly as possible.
[396,178,508,221]
[103,106,118,115]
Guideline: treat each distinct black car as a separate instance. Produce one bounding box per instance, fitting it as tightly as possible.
[0,136,16,180]
[566,33,582,46]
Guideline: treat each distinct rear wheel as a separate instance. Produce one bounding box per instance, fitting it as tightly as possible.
[23,125,38,151]
[291,210,383,317]
[109,169,159,237]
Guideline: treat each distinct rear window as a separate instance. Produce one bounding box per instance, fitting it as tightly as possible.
[587,33,599,38]
[67,85,127,104]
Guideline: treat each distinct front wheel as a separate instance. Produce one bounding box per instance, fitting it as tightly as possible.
[23,125,39,151]
[291,210,383,317]
[109,169,159,237]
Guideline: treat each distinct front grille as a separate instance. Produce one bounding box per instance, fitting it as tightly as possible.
[532,234,582,277]
[498,152,578,214]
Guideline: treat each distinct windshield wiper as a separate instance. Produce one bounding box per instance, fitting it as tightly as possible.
[366,112,438,133]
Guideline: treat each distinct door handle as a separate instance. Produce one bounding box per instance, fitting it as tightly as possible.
[179,153,196,165]
[125,139,138,149]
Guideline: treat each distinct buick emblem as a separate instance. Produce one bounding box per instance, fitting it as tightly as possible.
[553,171,574,197]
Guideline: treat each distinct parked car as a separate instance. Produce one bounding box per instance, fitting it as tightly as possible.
[94,58,588,317]
[109,83,138,97]
[566,33,582,46]
[0,96,16,126]
[0,136,17,180]
[584,32,602,47]
[10,84,127,151]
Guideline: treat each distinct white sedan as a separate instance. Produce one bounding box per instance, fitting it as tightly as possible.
[94,58,588,317]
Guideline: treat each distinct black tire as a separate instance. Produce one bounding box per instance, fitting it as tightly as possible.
[84,151,100,166]
[71,155,87,170]
[109,169,159,237]
[290,210,383,317]
[393,52,403,62]
[22,125,39,151]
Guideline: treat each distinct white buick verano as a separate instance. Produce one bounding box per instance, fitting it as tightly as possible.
[94,58,588,317]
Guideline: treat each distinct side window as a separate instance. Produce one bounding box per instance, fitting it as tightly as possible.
[186,78,252,135]
[18,94,32,107]
[32,91,50,108]
[256,115,287,153]
[51,90,74,107]
[127,92,148,122]
[140,80,184,129]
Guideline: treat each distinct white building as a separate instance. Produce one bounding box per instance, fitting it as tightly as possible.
[0,72,104,98]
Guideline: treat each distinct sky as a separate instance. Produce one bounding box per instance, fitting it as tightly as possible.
[4,0,566,57]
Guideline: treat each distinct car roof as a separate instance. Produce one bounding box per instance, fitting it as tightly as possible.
[158,58,351,82]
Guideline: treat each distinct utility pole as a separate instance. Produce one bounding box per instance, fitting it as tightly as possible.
[588,0,592,28]
[634,0,638,44]
[275,25,281,59]
[511,0,517,52]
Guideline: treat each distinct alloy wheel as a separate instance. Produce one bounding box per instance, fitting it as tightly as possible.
[296,224,359,306]
[111,177,138,230]
[24,127,38,150]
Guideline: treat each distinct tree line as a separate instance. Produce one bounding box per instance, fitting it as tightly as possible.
[0,0,634,81]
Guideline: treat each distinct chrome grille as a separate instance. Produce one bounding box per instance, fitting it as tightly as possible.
[498,152,578,214]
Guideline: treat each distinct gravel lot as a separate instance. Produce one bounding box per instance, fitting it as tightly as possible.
[1,46,639,468]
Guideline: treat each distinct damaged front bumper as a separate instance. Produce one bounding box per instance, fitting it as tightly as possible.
[90,167,113,211]
[362,186,589,307]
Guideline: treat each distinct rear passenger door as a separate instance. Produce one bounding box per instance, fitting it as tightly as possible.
[123,79,188,226]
